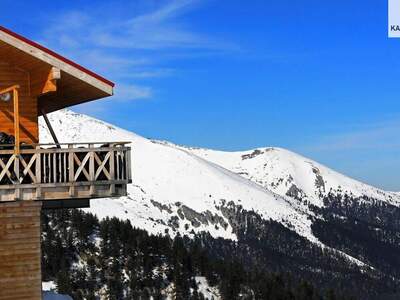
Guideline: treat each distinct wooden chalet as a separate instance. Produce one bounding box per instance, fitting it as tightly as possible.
[0,26,132,299]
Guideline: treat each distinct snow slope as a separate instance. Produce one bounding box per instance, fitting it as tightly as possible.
[183,146,400,208]
[39,110,400,248]
[39,110,315,242]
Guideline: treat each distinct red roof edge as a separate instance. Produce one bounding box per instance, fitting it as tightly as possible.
[0,25,115,88]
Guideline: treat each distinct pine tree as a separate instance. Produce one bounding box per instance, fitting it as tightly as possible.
[85,256,100,300]
[294,280,320,300]
[56,267,72,295]
[325,288,337,300]
[172,237,191,300]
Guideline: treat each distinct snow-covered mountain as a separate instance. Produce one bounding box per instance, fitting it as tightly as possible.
[39,110,400,262]
[181,146,400,208]
[39,110,400,298]
[39,110,315,242]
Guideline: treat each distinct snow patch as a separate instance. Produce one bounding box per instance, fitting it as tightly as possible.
[42,281,56,292]
[196,276,221,300]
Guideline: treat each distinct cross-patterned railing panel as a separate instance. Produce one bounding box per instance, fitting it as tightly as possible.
[0,142,132,190]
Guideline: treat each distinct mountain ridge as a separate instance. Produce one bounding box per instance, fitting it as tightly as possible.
[39,109,400,299]
[181,145,400,207]
[39,110,316,242]
[38,110,400,245]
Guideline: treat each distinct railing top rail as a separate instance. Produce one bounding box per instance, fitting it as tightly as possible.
[0,141,131,147]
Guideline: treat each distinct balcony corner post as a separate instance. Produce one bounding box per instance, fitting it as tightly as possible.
[109,144,116,195]
[68,144,75,197]
[35,146,42,199]
[89,144,95,196]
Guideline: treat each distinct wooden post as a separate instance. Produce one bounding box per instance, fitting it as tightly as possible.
[35,146,42,199]
[68,144,75,197]
[109,144,116,195]
[0,85,20,155]
[13,87,20,155]
[89,144,95,196]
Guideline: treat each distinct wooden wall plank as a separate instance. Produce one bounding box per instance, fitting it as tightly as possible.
[0,201,42,300]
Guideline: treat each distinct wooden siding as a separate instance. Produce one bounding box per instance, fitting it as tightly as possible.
[0,201,42,300]
[0,63,38,143]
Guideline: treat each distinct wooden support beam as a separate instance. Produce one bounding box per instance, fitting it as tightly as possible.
[0,84,20,95]
[43,67,61,94]
[40,108,60,148]
[30,67,61,96]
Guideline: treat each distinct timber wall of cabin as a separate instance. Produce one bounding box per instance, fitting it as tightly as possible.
[0,62,38,144]
[0,201,42,300]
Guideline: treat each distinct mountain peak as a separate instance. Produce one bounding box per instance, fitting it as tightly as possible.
[186,144,400,208]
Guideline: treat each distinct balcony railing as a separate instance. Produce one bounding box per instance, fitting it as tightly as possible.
[0,142,132,202]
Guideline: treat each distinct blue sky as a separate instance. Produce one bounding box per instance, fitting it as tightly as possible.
[2,0,400,190]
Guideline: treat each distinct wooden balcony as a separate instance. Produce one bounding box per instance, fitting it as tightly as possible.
[0,142,131,203]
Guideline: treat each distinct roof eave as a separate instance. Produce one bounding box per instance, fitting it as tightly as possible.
[0,26,114,96]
